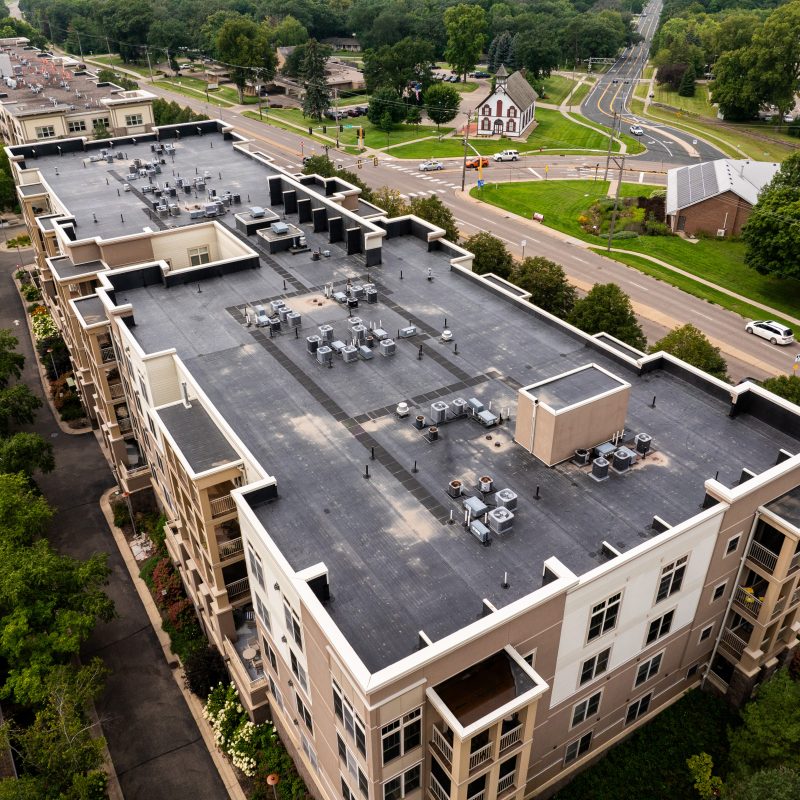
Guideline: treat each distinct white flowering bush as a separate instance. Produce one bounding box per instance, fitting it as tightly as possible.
[31,309,58,341]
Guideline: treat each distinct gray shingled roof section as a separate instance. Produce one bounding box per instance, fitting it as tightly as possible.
[496,64,509,78]
[505,71,538,111]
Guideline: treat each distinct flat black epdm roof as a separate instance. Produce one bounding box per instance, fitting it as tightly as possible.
[527,365,626,410]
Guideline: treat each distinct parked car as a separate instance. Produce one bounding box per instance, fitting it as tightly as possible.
[629,125,644,136]
[474,70,490,78]
[744,320,795,345]
[465,156,489,169]
[419,159,444,171]
[493,149,519,162]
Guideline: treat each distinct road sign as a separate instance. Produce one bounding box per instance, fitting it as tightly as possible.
[346,125,354,129]
[477,179,485,188]
[795,353,800,363]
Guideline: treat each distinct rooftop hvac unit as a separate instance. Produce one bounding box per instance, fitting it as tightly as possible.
[399,326,417,338]
[451,398,468,417]
[347,297,359,309]
[366,288,378,304]
[316,346,332,365]
[319,325,333,342]
[488,507,514,534]
[477,410,498,427]
[351,285,365,299]
[594,441,616,460]
[463,495,488,518]
[635,433,652,455]
[431,401,448,424]
[467,397,485,414]
[495,488,517,510]
[287,312,301,327]
[358,345,373,360]
[252,305,269,327]
[469,520,491,545]
[574,448,591,466]
[306,335,320,354]
[268,317,281,332]
[342,345,358,363]
[271,300,285,313]
[372,327,388,340]
[592,457,609,482]
[348,317,362,329]
[271,221,289,235]
[278,306,291,323]
[612,447,636,472]
[351,325,366,345]
[379,339,396,357]
[331,340,347,354]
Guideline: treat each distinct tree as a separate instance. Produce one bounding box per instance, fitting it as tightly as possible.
[650,324,727,380]
[408,195,460,242]
[183,646,228,699]
[378,110,395,140]
[464,232,514,279]
[405,106,422,125]
[0,473,52,547]
[371,187,409,217]
[0,330,24,388]
[273,15,308,47]
[444,3,487,80]
[711,49,761,122]
[686,753,725,800]
[728,669,800,778]
[567,283,647,350]
[0,432,55,476]
[728,768,800,800]
[216,17,276,103]
[363,37,434,97]
[0,383,41,437]
[367,86,406,127]
[761,375,800,404]
[743,152,800,278]
[302,38,331,120]
[510,257,577,317]
[678,63,696,97]
[423,83,460,129]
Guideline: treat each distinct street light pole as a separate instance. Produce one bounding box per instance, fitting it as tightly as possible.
[460,108,473,192]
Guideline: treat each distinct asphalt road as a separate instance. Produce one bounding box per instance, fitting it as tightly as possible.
[580,0,725,164]
[0,249,226,798]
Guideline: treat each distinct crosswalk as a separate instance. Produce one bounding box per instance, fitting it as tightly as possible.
[385,163,461,196]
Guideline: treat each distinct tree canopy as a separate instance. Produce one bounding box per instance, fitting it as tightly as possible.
[761,374,800,405]
[301,39,331,120]
[408,195,460,242]
[215,16,275,102]
[510,256,577,318]
[464,232,514,279]
[567,283,647,350]
[444,4,487,79]
[423,82,461,129]
[649,324,728,381]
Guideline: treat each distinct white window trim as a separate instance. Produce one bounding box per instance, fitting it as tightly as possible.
[724,533,741,557]
[586,591,623,643]
[634,651,663,688]
[578,646,611,687]
[564,731,592,765]
[655,555,688,605]
[711,580,727,603]
[645,608,676,647]
[699,624,714,644]
[571,690,602,728]
[382,762,421,800]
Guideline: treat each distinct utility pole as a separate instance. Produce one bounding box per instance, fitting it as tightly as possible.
[334,88,340,148]
[144,47,154,82]
[76,31,84,61]
[605,154,625,251]
[460,109,473,192]
[603,110,617,181]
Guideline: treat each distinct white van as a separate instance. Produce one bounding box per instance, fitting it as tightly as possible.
[493,149,520,162]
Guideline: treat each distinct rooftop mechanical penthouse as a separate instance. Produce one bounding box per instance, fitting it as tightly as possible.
[10,121,800,800]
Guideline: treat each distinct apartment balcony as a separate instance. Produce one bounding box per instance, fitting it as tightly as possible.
[469,742,493,773]
[734,586,764,619]
[719,628,748,659]
[119,462,151,493]
[497,773,515,797]
[108,382,125,400]
[117,417,133,434]
[429,775,450,800]
[789,551,800,575]
[431,726,453,765]
[225,576,250,603]
[747,541,779,574]
[499,724,523,753]
[100,345,116,364]
[210,494,237,519]
[219,537,244,562]
[466,791,485,800]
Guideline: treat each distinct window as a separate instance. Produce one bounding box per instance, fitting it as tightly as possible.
[482,105,490,115]
[523,649,537,668]
[579,648,610,685]
[35,125,56,139]
[481,117,491,130]
[564,732,592,765]
[656,556,687,603]
[265,641,278,672]
[699,624,713,642]
[635,653,662,687]
[67,120,87,133]
[626,693,652,724]
[384,765,420,800]
[726,535,741,556]
[571,691,601,727]
[506,119,516,132]
[188,245,210,266]
[125,113,144,126]
[284,600,303,650]
[508,106,517,117]
[254,593,271,632]
[646,610,674,645]
[92,117,110,129]
[587,593,622,642]
[687,664,700,679]
[301,733,318,772]
[268,676,284,710]
[290,650,307,692]
[248,548,265,589]
[337,735,367,795]
[381,708,421,765]
[295,694,313,733]
[712,582,727,602]
[342,777,356,800]
[333,681,366,756]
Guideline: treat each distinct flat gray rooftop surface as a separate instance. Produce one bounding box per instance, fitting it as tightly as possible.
[157,403,239,473]
[73,294,105,325]
[766,486,800,530]
[117,224,800,671]
[50,256,107,280]
[529,366,625,410]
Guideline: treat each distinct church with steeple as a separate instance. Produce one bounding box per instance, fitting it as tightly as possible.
[475,65,538,138]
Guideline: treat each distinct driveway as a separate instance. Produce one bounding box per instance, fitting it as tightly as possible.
[0,248,226,799]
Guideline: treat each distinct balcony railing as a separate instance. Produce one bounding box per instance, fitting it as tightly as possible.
[497,773,515,795]
[431,726,453,765]
[219,536,244,561]
[719,628,748,659]
[225,577,250,600]
[747,541,779,573]
[108,382,125,400]
[789,551,800,575]
[100,345,116,363]
[469,742,493,772]
[734,586,764,618]
[429,775,449,800]
[210,494,236,518]
[466,791,485,800]
[117,417,132,433]
[124,463,150,478]
[499,724,523,752]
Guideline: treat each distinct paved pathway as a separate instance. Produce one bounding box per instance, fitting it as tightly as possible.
[0,250,227,800]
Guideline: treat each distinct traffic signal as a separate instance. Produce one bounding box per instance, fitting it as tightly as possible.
[308,127,312,135]
[322,125,327,134]
[357,159,363,169]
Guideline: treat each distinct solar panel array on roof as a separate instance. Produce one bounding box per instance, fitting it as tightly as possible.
[675,161,719,208]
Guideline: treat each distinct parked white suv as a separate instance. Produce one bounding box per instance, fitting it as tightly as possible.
[493,149,519,162]
[744,320,795,345]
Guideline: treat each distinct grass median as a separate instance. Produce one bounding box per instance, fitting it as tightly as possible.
[471,179,800,322]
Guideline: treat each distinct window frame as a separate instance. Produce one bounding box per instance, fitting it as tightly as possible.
[383,764,421,800]
[381,708,421,766]
[283,599,303,650]
[625,693,652,725]
[725,534,741,557]
[125,113,144,126]
[254,592,271,632]
[564,732,592,765]
[290,650,307,692]
[712,581,727,602]
[248,547,265,589]
[645,609,675,646]
[655,556,688,603]
[35,125,56,139]
[295,693,313,733]
[268,675,284,710]
[579,647,611,686]
[634,652,663,687]
[571,691,602,728]
[699,624,714,643]
[188,245,211,266]
[587,592,622,642]
[67,119,87,133]
[333,680,367,757]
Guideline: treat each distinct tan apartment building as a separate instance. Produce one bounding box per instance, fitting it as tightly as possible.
[9,122,800,800]
[0,37,155,144]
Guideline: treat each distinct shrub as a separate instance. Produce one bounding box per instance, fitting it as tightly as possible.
[26,302,42,314]
[611,230,639,239]
[14,269,26,280]
[184,646,228,699]
[167,597,196,631]
[162,616,205,661]
[139,553,160,589]
[111,500,130,528]
[59,399,86,421]
[152,557,183,609]
[31,310,58,341]
[645,219,673,236]
[21,283,41,302]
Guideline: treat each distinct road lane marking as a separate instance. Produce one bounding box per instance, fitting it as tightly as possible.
[639,171,644,183]
[527,168,542,178]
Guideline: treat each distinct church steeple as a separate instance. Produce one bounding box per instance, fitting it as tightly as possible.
[496,64,509,90]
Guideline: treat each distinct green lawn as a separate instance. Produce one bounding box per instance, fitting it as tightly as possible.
[559,110,646,155]
[160,76,258,105]
[534,74,577,105]
[471,179,800,320]
[90,55,156,78]
[454,81,479,93]
[568,80,593,108]
[653,83,716,116]
[154,80,236,108]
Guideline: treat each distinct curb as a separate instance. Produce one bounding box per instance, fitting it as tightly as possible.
[99,489,247,800]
